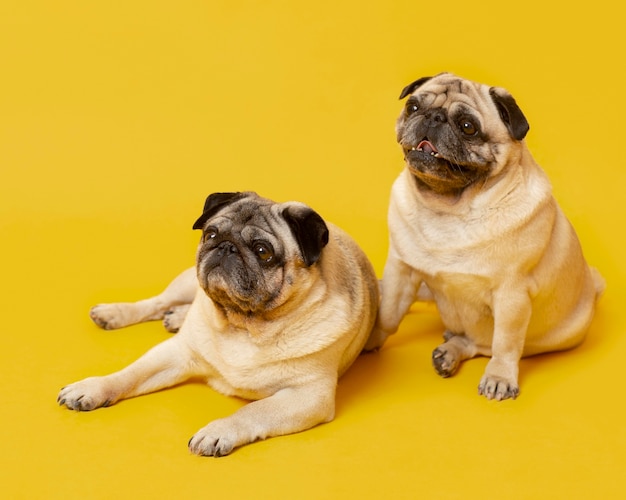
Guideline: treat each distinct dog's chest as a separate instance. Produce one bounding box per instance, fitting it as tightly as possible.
[390,184,526,280]
[203,331,291,396]
[186,318,304,399]
[391,192,504,334]
[424,270,493,328]
[393,211,499,279]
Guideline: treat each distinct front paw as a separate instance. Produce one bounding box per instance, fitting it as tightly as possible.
[90,304,130,330]
[188,419,241,457]
[478,374,519,401]
[432,345,459,378]
[163,304,190,333]
[57,377,114,411]
[478,357,520,401]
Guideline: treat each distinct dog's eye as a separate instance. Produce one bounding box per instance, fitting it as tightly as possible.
[253,242,274,263]
[203,227,218,243]
[406,103,419,116]
[459,119,478,136]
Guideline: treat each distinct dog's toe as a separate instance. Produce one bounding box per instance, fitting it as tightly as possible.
[478,375,519,401]
[162,312,179,333]
[200,437,233,457]
[163,305,190,333]
[188,432,235,458]
[57,378,113,411]
[89,306,111,329]
[188,419,241,457]
[432,346,458,377]
[90,304,123,330]
[58,389,95,411]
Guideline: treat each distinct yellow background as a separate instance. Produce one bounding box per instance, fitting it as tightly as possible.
[2,1,624,498]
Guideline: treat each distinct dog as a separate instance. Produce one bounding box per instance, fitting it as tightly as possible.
[365,72,604,400]
[58,192,379,456]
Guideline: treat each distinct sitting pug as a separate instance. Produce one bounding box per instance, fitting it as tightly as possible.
[58,192,379,456]
[365,73,604,400]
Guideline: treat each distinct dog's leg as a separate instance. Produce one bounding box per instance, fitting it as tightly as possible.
[432,331,479,377]
[364,254,421,351]
[188,380,336,457]
[90,267,197,330]
[478,288,531,400]
[58,336,197,411]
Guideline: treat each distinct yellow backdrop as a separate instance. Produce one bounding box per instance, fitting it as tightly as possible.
[2,1,624,498]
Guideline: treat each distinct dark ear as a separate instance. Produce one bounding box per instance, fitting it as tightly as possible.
[282,205,329,267]
[192,192,248,230]
[489,87,530,141]
[399,76,433,99]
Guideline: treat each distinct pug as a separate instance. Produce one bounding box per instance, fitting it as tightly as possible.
[365,72,604,400]
[58,192,379,456]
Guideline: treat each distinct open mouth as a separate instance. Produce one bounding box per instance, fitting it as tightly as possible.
[408,139,442,158]
[404,139,448,166]
[401,138,490,194]
[403,139,477,179]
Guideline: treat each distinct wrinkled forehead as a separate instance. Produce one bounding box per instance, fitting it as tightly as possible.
[412,75,491,114]
[207,202,285,244]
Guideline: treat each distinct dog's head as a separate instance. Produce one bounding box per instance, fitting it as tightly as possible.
[192,192,329,316]
[396,72,529,196]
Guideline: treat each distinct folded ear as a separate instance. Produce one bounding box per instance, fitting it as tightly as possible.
[489,87,530,141]
[192,192,248,230]
[399,76,433,99]
[281,205,329,267]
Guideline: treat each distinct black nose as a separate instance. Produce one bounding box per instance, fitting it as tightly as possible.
[423,108,447,127]
[217,241,238,255]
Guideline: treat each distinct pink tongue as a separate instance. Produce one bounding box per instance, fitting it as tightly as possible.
[417,140,438,154]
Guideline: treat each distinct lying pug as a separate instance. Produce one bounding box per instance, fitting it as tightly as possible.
[365,72,604,400]
[58,192,379,456]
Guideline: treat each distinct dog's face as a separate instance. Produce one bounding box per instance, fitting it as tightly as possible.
[192,192,329,316]
[396,73,530,196]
